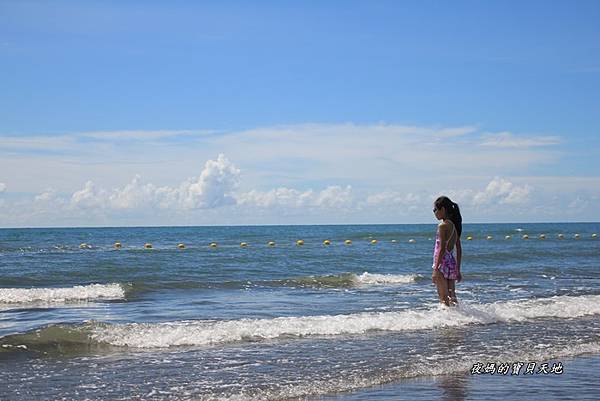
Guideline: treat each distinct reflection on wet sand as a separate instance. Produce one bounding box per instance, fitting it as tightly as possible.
[433,326,469,401]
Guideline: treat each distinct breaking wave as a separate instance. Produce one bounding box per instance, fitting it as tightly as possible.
[275,272,421,288]
[0,283,126,304]
[2,294,599,352]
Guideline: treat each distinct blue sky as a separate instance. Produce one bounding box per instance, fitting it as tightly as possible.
[0,1,599,227]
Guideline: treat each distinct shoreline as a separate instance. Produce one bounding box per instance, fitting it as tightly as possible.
[317,354,600,401]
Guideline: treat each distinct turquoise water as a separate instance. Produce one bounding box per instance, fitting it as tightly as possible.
[1,223,599,400]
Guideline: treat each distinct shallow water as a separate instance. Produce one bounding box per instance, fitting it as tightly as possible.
[1,223,599,400]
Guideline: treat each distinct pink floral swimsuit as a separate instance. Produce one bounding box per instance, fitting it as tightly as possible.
[432,224,459,280]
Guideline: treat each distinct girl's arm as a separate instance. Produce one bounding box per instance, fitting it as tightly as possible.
[456,237,462,282]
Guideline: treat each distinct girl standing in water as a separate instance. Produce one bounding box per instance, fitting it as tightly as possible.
[432,196,462,306]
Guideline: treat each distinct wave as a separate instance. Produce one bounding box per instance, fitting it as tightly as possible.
[275,272,421,288]
[0,283,126,304]
[126,272,421,293]
[2,294,599,352]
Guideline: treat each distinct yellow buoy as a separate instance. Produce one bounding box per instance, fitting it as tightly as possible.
[240,242,248,247]
[539,234,546,240]
[344,239,352,245]
[209,242,217,248]
[408,239,416,243]
[268,241,276,247]
[466,236,473,241]
[505,235,511,240]
[79,243,91,249]
[370,239,378,245]
[114,242,122,249]
[296,240,304,246]
[574,234,580,239]
[592,233,598,238]
[144,243,153,249]
[177,243,185,249]
[558,234,564,239]
[486,235,493,240]
[323,240,331,246]
[522,235,529,240]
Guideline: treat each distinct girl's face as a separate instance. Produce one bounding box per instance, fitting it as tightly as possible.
[433,205,445,220]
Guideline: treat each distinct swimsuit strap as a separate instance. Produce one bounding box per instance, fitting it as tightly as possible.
[446,222,456,253]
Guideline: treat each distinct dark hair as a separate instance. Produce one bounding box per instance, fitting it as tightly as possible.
[434,196,462,237]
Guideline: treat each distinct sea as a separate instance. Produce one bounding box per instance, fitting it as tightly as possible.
[0,223,599,400]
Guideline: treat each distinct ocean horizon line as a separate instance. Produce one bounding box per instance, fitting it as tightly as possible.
[1,221,598,230]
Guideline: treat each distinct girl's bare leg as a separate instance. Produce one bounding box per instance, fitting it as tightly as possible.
[447,279,458,306]
[432,270,450,306]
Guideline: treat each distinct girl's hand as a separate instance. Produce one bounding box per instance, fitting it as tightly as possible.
[432,268,441,283]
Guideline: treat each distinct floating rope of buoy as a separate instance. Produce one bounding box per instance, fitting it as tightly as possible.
[70,231,600,253]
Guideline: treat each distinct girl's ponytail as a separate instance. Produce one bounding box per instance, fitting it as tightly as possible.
[450,201,462,237]
[434,196,462,237]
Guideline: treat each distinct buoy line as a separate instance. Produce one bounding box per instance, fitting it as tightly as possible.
[70,233,598,250]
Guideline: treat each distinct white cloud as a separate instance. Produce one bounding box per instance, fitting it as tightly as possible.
[70,154,240,211]
[1,122,597,226]
[71,181,108,209]
[366,191,421,207]
[107,175,161,209]
[35,189,60,203]
[237,185,353,209]
[184,153,241,208]
[471,178,532,206]
[478,132,561,148]
[80,130,196,141]
[0,123,565,195]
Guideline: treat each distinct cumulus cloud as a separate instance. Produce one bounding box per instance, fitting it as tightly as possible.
[237,185,353,209]
[472,178,532,205]
[366,191,422,208]
[70,154,241,211]
[35,189,60,203]
[184,154,241,208]
[0,183,6,193]
[71,181,108,209]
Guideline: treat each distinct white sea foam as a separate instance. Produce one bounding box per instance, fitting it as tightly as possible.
[354,272,419,285]
[0,283,125,304]
[91,294,600,348]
